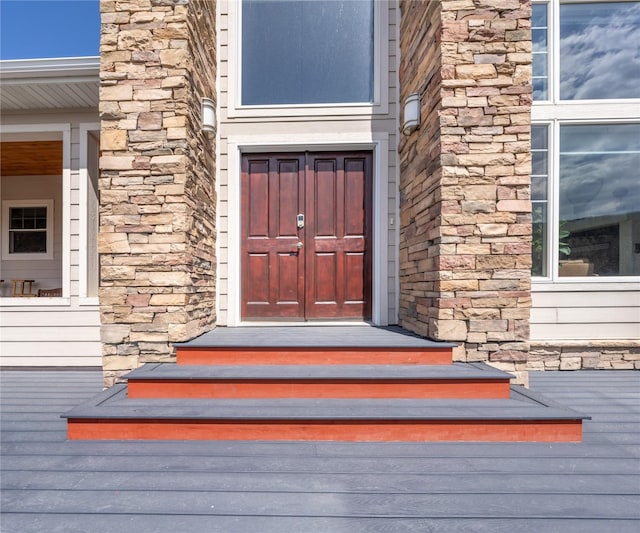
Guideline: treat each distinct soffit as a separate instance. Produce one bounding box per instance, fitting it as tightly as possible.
[0,57,99,112]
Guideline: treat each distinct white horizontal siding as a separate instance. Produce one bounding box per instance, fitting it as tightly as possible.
[0,112,101,367]
[531,286,640,341]
[1,346,101,366]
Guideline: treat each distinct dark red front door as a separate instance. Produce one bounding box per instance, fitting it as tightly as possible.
[241,152,372,320]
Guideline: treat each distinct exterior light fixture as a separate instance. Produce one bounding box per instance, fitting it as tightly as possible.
[201,98,216,136]
[402,93,420,135]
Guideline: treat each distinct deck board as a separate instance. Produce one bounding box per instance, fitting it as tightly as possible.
[178,325,457,348]
[1,369,638,532]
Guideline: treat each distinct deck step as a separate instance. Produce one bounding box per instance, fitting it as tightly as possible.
[64,327,587,442]
[175,326,455,365]
[125,362,511,399]
[63,384,587,442]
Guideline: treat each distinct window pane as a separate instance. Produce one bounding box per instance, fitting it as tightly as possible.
[559,124,640,276]
[532,3,548,101]
[9,230,47,254]
[531,125,550,277]
[560,2,640,100]
[532,203,548,277]
[242,0,374,105]
[7,206,49,254]
[9,207,47,230]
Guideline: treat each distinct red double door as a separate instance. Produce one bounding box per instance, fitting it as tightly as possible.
[241,152,372,320]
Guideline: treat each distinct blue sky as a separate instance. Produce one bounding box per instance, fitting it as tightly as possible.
[0,0,99,60]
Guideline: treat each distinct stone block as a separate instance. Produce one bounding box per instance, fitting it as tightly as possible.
[456,64,497,79]
[431,319,468,341]
[149,293,188,306]
[496,199,531,212]
[102,266,136,281]
[148,271,189,286]
[560,357,582,370]
[101,155,135,170]
[101,85,133,101]
[489,349,528,363]
[100,324,130,344]
[160,48,188,67]
[101,129,128,151]
[469,320,509,333]
[102,355,139,371]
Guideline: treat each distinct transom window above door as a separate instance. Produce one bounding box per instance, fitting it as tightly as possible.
[241,0,374,105]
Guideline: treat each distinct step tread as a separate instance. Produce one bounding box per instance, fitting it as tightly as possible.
[125,362,510,381]
[63,384,587,422]
[176,326,456,349]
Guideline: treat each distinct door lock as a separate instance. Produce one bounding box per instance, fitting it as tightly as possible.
[297,214,305,229]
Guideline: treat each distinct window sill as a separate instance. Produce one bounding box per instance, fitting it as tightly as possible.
[532,279,640,292]
[0,297,71,307]
[227,101,388,119]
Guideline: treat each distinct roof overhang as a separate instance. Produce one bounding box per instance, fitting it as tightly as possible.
[0,56,100,112]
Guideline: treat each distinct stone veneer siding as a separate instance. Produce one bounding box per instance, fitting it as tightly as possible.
[529,342,640,371]
[99,0,217,386]
[398,0,533,382]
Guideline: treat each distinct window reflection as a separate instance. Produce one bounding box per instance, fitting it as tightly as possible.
[560,2,640,100]
[532,3,549,101]
[532,125,549,276]
[242,0,374,105]
[559,124,640,276]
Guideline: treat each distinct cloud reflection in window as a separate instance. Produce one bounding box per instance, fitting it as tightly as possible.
[559,124,640,221]
[560,2,640,100]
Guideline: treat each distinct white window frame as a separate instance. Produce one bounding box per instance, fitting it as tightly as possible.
[78,122,101,305]
[533,0,640,108]
[2,199,54,260]
[222,132,390,327]
[227,0,388,118]
[532,0,640,287]
[532,119,640,284]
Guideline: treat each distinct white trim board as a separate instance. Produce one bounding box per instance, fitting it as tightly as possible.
[223,132,390,327]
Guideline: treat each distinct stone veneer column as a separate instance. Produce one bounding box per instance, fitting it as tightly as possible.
[99,0,217,386]
[399,0,532,382]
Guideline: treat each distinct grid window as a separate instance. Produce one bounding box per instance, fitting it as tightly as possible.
[532,1,640,280]
[2,200,54,260]
[9,206,48,254]
[532,3,549,101]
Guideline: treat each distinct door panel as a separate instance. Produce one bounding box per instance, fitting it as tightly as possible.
[242,155,305,318]
[241,152,371,320]
[305,153,372,319]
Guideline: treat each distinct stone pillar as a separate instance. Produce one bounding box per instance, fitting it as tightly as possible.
[99,0,217,386]
[399,0,532,382]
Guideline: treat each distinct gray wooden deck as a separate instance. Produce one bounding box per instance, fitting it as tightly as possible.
[1,369,639,532]
[177,325,457,348]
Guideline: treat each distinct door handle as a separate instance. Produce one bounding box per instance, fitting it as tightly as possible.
[296,242,303,249]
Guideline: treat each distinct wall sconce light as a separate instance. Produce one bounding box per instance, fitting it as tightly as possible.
[402,93,421,136]
[201,98,216,136]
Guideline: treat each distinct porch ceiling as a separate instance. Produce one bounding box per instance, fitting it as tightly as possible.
[0,57,99,111]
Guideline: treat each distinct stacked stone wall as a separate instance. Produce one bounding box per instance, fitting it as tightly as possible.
[99,0,217,386]
[398,0,443,340]
[529,342,640,371]
[399,0,533,382]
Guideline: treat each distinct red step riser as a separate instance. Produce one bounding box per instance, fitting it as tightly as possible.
[127,379,511,400]
[176,348,452,366]
[67,419,583,442]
